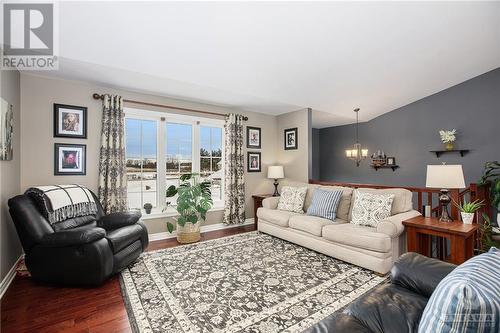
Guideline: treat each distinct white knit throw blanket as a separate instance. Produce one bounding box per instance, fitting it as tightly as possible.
[25,185,98,224]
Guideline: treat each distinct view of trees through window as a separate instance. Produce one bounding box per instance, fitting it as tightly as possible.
[125,116,223,211]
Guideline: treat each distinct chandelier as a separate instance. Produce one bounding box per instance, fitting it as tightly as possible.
[345,108,368,166]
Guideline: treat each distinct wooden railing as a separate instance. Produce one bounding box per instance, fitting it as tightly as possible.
[308,179,491,222]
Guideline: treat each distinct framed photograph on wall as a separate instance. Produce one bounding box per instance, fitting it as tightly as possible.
[54,104,87,138]
[0,98,13,161]
[54,143,86,175]
[247,151,261,172]
[246,126,261,149]
[284,127,298,150]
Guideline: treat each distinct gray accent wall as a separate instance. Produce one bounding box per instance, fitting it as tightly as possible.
[316,67,500,188]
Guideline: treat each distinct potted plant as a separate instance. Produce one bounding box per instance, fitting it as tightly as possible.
[143,203,153,214]
[439,129,456,150]
[479,161,500,224]
[478,213,500,253]
[165,173,213,244]
[452,199,484,224]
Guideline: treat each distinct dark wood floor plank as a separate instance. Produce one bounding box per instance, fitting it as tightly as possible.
[1,225,256,333]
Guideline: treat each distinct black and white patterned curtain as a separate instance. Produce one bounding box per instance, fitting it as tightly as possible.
[98,94,127,214]
[223,114,245,225]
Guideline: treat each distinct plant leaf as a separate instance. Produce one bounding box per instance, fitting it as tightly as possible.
[167,222,174,233]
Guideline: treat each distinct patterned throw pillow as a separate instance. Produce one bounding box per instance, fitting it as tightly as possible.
[277,186,308,213]
[350,190,394,227]
[306,189,343,221]
[418,247,500,333]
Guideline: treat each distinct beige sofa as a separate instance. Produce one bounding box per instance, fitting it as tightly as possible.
[257,181,421,274]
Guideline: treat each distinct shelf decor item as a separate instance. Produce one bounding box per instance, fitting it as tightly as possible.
[370,150,387,167]
[267,165,284,196]
[425,164,466,222]
[165,173,213,244]
[345,108,368,166]
[452,199,484,224]
[439,129,456,151]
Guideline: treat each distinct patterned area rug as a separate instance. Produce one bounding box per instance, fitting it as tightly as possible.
[120,232,385,333]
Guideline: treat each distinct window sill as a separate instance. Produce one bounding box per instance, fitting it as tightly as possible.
[139,205,225,220]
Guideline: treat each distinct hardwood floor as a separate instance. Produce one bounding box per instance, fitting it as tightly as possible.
[1,224,256,333]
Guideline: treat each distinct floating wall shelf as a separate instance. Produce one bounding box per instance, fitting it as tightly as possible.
[371,165,399,171]
[429,149,470,158]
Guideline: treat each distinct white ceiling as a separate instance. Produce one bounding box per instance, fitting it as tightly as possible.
[24,1,500,127]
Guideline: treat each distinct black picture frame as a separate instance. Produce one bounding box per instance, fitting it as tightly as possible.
[284,127,298,150]
[386,157,396,165]
[247,151,261,172]
[54,143,86,175]
[246,126,261,149]
[54,103,87,139]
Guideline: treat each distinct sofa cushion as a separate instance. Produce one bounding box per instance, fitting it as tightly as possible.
[351,190,395,227]
[319,186,354,221]
[277,186,308,213]
[347,283,428,333]
[306,189,343,220]
[418,247,500,333]
[322,223,392,252]
[281,180,320,211]
[257,207,301,227]
[349,188,413,220]
[289,215,347,237]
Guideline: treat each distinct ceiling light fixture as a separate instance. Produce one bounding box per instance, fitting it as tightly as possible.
[345,108,368,166]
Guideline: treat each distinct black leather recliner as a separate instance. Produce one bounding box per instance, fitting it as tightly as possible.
[8,192,149,286]
[305,252,457,333]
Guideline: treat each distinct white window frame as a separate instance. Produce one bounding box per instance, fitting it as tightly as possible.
[124,107,225,218]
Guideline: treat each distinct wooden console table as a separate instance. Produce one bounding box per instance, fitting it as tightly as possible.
[252,194,275,227]
[402,216,478,265]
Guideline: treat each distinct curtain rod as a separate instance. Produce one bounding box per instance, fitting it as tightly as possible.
[92,93,248,121]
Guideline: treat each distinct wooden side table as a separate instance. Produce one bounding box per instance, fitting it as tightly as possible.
[252,194,275,227]
[402,216,478,265]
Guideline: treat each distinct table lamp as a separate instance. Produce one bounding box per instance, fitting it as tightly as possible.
[426,164,465,222]
[268,166,284,196]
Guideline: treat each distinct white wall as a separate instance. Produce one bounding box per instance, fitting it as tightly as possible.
[0,70,23,281]
[20,74,285,233]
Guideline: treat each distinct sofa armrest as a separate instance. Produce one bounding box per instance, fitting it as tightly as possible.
[391,252,456,297]
[262,196,280,209]
[40,227,106,247]
[98,211,141,230]
[377,210,421,238]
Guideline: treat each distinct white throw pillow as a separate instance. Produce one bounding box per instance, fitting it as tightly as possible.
[350,190,395,227]
[277,186,308,213]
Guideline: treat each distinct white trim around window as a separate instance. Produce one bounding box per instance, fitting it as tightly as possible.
[124,107,225,216]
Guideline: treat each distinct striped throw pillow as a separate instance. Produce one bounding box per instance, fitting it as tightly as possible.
[418,247,500,333]
[306,189,343,221]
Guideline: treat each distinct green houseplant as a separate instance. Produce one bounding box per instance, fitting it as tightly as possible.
[165,173,213,244]
[452,199,484,224]
[480,161,500,216]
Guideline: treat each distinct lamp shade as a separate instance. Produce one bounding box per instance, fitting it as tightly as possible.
[267,166,284,179]
[426,165,466,189]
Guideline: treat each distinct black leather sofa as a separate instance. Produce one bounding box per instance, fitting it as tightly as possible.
[305,252,457,333]
[8,192,149,286]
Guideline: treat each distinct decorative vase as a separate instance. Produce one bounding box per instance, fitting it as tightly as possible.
[461,212,474,225]
[177,220,201,244]
[445,142,454,151]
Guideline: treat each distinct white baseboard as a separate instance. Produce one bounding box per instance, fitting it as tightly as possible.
[149,218,255,242]
[0,254,24,299]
